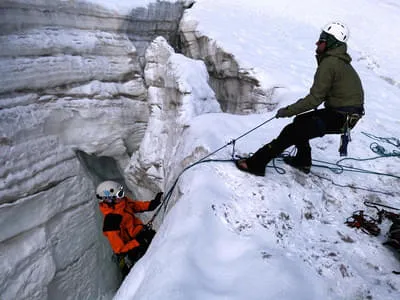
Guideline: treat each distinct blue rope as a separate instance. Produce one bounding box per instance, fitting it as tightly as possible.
[362,131,400,157]
[307,131,400,196]
[148,128,400,225]
[332,132,399,179]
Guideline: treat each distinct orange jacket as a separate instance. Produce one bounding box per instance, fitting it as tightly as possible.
[99,197,153,254]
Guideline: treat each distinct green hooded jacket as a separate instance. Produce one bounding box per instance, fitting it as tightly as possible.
[285,44,364,116]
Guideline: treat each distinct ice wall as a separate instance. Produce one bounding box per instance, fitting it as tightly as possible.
[0,1,189,299]
[179,12,278,114]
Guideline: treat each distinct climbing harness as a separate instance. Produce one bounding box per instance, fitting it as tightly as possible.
[339,114,351,156]
[338,113,361,156]
[336,107,363,157]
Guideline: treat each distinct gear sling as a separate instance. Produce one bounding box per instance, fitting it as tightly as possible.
[334,106,364,156]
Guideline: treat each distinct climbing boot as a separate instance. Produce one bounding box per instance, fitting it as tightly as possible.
[239,140,282,176]
[283,145,312,174]
[235,159,265,176]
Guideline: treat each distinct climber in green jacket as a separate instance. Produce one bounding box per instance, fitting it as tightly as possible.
[236,21,364,176]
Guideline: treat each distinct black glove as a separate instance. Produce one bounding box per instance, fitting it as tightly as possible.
[136,227,156,246]
[127,244,147,263]
[275,107,292,118]
[148,192,163,210]
[153,192,163,206]
[154,192,163,202]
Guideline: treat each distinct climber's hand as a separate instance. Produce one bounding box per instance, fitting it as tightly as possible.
[276,107,292,118]
[149,192,163,210]
[154,192,163,203]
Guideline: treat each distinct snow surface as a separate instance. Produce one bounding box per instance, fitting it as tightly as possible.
[113,0,400,300]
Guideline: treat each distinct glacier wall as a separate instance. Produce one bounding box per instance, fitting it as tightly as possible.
[179,12,278,114]
[0,1,188,299]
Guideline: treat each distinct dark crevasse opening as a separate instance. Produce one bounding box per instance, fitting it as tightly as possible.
[75,150,128,191]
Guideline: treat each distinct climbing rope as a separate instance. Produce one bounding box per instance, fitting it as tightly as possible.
[146,116,276,226]
[147,119,400,225]
[364,201,400,223]
[336,132,400,172]
[309,171,395,196]
[362,132,400,155]
[304,131,400,196]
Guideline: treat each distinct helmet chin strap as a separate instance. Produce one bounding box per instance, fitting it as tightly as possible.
[103,196,124,206]
[103,199,116,208]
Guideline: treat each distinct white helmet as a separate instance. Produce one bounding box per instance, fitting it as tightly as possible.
[322,22,349,43]
[96,180,125,203]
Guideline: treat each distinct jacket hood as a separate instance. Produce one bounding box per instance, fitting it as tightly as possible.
[318,44,351,63]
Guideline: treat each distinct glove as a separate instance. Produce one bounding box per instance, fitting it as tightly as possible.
[275,107,292,118]
[153,192,163,204]
[135,227,156,245]
[149,192,163,210]
[127,244,147,262]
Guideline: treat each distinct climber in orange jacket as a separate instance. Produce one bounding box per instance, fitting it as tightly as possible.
[96,180,163,275]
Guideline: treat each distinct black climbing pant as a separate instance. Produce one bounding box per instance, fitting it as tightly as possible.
[247,108,348,172]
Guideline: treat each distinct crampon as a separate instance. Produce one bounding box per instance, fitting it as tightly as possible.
[345,210,381,236]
